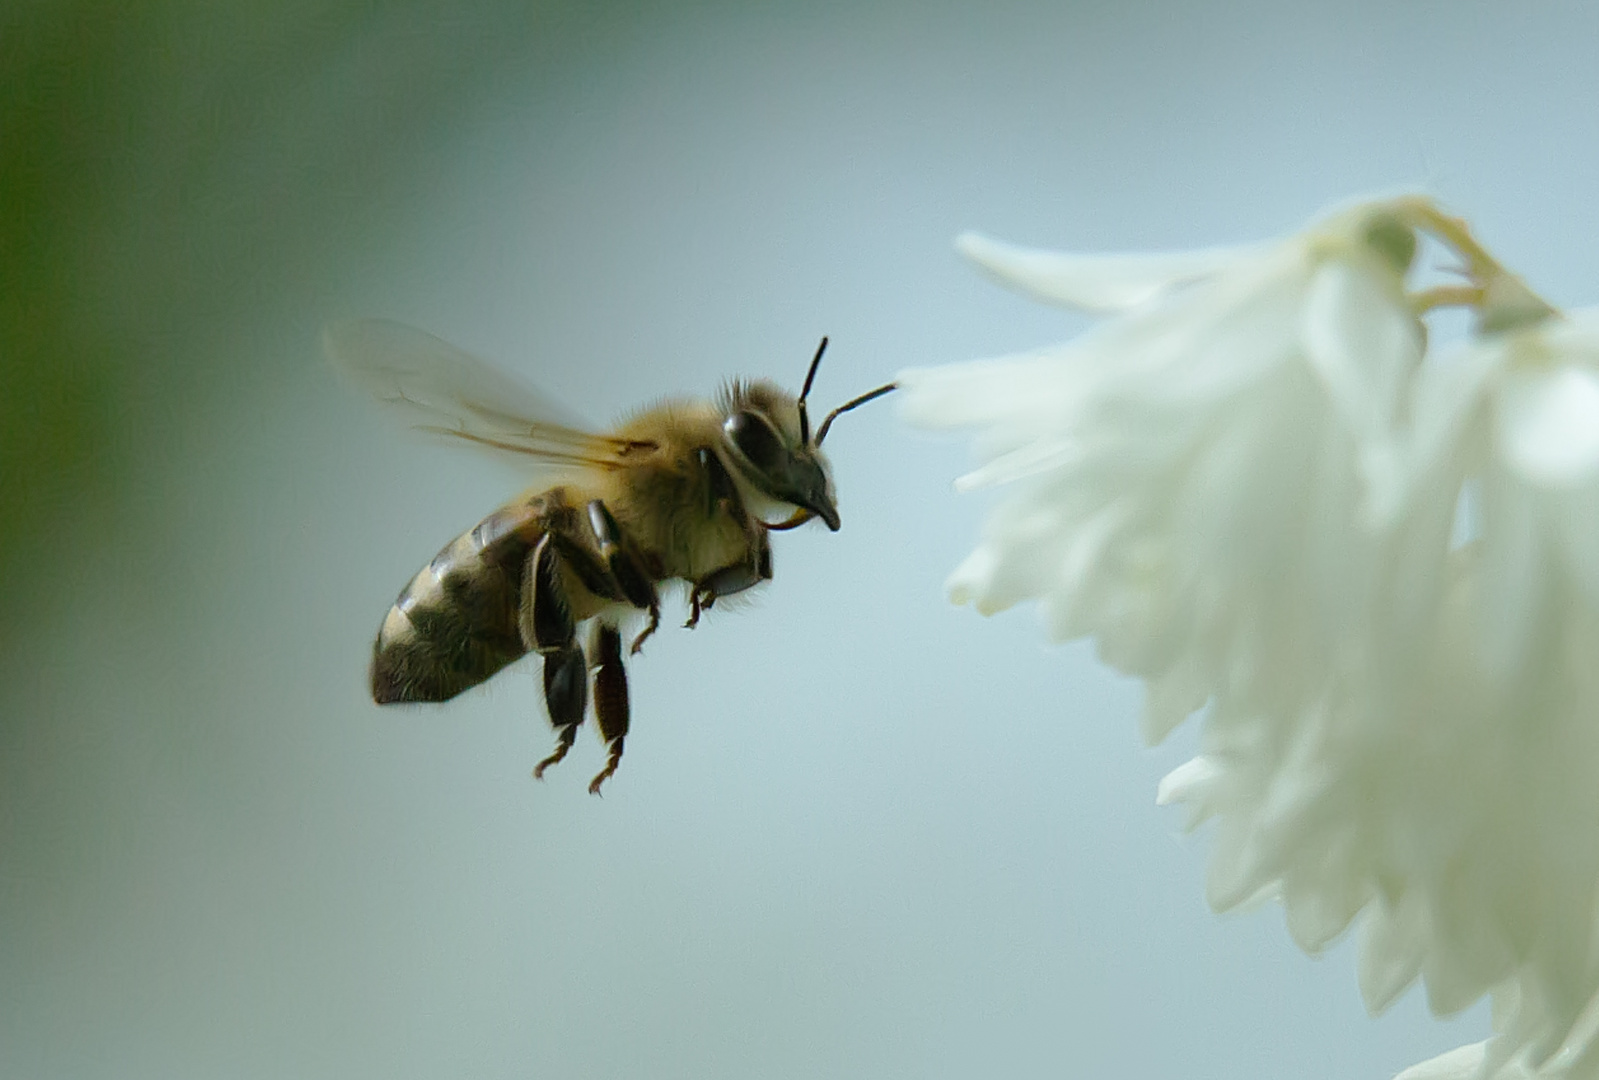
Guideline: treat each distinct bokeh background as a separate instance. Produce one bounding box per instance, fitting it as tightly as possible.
[5,2,1593,1077]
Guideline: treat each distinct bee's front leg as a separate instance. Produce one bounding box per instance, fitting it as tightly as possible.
[685,530,773,629]
[587,500,661,656]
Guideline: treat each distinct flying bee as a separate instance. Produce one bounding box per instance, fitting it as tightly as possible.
[328,319,895,793]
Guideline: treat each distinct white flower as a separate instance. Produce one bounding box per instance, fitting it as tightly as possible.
[1371,309,1599,1077]
[907,196,1599,1080]
[902,197,1427,741]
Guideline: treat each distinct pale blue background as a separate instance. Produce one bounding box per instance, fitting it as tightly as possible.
[6,2,1591,1077]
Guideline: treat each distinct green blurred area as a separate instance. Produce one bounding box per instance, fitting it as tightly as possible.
[0,0,588,636]
[1,2,131,623]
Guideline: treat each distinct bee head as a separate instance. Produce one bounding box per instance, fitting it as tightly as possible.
[716,338,896,533]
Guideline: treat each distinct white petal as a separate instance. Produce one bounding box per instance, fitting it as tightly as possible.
[956,231,1257,315]
[1357,895,1428,1016]
[1280,832,1370,954]
[896,353,1070,433]
[1405,338,1506,489]
[1206,816,1276,913]
[1393,1042,1491,1080]
[954,437,1081,492]
[1302,260,1417,429]
[1156,755,1220,809]
[1494,364,1599,487]
[1141,654,1211,745]
[1542,986,1599,1073]
[1300,257,1422,520]
[1423,926,1511,1019]
[1474,468,1545,685]
[945,545,1001,612]
[1550,482,1599,605]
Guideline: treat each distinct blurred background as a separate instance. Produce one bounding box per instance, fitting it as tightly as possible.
[4,1,1593,1076]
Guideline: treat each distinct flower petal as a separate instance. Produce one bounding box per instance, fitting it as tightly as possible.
[1392,1042,1494,1080]
[1494,364,1599,487]
[1156,755,1220,811]
[1300,257,1422,520]
[1141,654,1211,745]
[956,231,1257,314]
[1475,468,1545,685]
[1357,894,1428,1016]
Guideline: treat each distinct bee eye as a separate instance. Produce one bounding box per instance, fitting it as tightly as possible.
[723,411,784,471]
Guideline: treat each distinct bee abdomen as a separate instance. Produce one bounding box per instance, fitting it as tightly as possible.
[370,504,541,704]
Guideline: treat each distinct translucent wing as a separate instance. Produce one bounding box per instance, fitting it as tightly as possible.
[326,319,653,470]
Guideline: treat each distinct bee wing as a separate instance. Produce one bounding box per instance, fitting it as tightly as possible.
[326,318,651,470]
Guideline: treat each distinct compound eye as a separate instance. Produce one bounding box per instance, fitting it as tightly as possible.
[723,411,784,472]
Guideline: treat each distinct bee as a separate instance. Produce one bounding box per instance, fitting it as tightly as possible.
[328,319,895,793]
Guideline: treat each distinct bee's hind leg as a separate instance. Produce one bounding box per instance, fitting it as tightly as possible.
[586,500,660,656]
[525,533,587,779]
[588,625,630,795]
[534,643,586,778]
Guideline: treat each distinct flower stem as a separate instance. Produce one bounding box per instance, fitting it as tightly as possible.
[1409,284,1485,315]
[1394,196,1558,331]
[1396,200,1499,279]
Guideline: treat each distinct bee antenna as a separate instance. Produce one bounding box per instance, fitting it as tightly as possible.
[814,382,897,447]
[798,336,827,446]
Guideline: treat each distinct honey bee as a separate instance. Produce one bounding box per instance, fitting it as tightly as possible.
[329,319,895,793]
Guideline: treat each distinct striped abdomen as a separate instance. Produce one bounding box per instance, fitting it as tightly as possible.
[370,501,544,703]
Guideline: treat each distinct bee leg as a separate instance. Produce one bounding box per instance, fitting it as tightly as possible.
[586,500,661,656]
[523,533,591,778]
[526,533,575,654]
[698,447,748,526]
[685,531,774,628]
[630,606,659,657]
[588,625,629,795]
[534,642,586,779]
